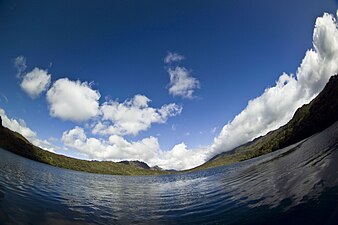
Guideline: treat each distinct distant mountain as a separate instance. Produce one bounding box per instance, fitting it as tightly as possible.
[0,122,168,176]
[118,161,175,172]
[191,74,338,171]
[118,160,151,169]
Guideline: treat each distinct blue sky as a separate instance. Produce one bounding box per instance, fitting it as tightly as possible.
[0,0,338,170]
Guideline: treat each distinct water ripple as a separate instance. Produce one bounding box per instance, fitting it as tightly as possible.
[1,122,338,224]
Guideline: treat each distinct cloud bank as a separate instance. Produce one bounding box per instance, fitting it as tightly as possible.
[46,78,101,122]
[61,93,189,169]
[211,11,338,157]
[20,68,51,98]
[62,126,206,170]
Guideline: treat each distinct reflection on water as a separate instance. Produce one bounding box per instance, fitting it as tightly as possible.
[1,122,338,224]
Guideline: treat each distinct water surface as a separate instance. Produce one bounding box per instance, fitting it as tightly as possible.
[1,122,338,224]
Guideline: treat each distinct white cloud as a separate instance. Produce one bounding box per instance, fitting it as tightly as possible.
[46,78,101,122]
[0,108,56,153]
[164,51,185,64]
[164,52,200,99]
[154,143,207,170]
[211,11,338,157]
[62,126,159,162]
[13,56,51,98]
[20,68,51,98]
[11,11,338,171]
[167,66,200,99]
[0,109,36,140]
[13,56,27,77]
[94,94,182,136]
[62,126,206,170]
[62,11,338,170]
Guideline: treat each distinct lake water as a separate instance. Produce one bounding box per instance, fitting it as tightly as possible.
[1,122,338,225]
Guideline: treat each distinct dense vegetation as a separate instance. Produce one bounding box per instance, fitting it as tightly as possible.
[1,75,338,175]
[190,74,338,171]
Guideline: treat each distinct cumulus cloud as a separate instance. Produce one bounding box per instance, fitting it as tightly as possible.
[20,68,51,98]
[94,94,182,136]
[164,52,200,99]
[22,11,338,171]
[0,108,56,152]
[62,126,206,170]
[211,11,338,157]
[62,11,338,170]
[164,51,185,64]
[154,143,207,170]
[13,56,27,77]
[13,56,51,98]
[63,126,159,162]
[46,78,101,122]
[167,66,200,99]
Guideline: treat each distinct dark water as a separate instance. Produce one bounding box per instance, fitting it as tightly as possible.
[1,123,338,225]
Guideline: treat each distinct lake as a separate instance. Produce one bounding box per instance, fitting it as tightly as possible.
[1,122,338,225]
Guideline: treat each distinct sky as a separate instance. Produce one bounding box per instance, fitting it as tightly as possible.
[0,0,338,170]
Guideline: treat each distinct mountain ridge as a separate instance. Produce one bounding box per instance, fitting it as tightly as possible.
[189,74,338,171]
[0,122,168,175]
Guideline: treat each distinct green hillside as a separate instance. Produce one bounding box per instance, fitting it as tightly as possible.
[0,124,168,176]
[189,74,338,171]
